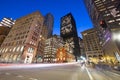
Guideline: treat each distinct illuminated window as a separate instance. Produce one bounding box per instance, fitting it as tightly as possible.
[20,46,24,52]
[117,14,120,17]
[0,49,2,53]
[28,47,34,53]
[108,20,115,23]
[5,48,8,52]
[17,46,20,52]
[9,48,12,52]
[13,47,16,52]
[116,18,120,21]
[99,8,106,11]
[107,6,114,9]
[2,48,5,53]
[13,55,17,61]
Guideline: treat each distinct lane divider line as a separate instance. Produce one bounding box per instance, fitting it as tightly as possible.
[5,72,10,75]
[85,67,94,80]
[17,75,24,78]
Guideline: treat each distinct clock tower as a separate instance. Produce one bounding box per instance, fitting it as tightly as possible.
[60,13,80,61]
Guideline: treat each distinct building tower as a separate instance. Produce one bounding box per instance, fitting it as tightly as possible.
[84,0,120,28]
[44,13,54,38]
[82,28,104,63]
[43,35,64,63]
[60,13,80,61]
[0,17,15,27]
[0,11,44,63]
[84,0,120,64]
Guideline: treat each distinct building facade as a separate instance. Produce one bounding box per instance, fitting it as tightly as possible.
[82,28,104,63]
[35,25,48,63]
[84,0,120,28]
[56,47,75,63]
[60,13,80,61]
[44,13,54,38]
[35,13,54,63]
[0,26,11,46]
[0,17,15,27]
[0,11,44,63]
[84,0,120,64]
[43,35,64,63]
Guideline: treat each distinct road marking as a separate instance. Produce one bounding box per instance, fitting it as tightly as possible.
[29,78,38,80]
[17,75,24,78]
[5,72,10,75]
[85,67,94,80]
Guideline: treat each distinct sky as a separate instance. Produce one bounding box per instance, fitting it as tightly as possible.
[0,0,93,37]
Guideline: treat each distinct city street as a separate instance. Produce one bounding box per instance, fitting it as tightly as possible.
[0,63,120,80]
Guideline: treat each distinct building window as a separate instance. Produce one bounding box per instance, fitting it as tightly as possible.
[9,48,12,52]
[13,47,16,52]
[5,48,8,52]
[2,48,5,53]
[28,47,34,53]
[108,20,115,23]
[20,46,24,52]
[116,18,120,21]
[17,46,20,52]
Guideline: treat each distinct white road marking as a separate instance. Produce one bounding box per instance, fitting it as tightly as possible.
[5,72,10,75]
[17,75,24,78]
[85,67,94,80]
[29,78,38,80]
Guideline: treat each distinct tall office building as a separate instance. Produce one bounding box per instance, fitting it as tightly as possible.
[44,13,54,38]
[0,17,15,27]
[60,13,80,61]
[35,24,48,63]
[0,11,45,63]
[82,28,104,63]
[35,13,54,63]
[43,35,64,63]
[84,0,120,64]
[84,0,120,28]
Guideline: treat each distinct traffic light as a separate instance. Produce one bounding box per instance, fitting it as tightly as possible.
[99,20,107,29]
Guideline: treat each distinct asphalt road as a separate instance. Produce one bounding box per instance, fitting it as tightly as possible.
[0,63,120,80]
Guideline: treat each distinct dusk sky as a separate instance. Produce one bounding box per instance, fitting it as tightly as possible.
[0,0,93,37]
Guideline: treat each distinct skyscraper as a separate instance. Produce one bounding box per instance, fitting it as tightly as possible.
[60,13,80,61]
[44,13,54,38]
[84,0,120,28]
[82,28,104,63]
[35,13,54,63]
[0,11,45,63]
[43,35,64,63]
[84,0,120,64]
